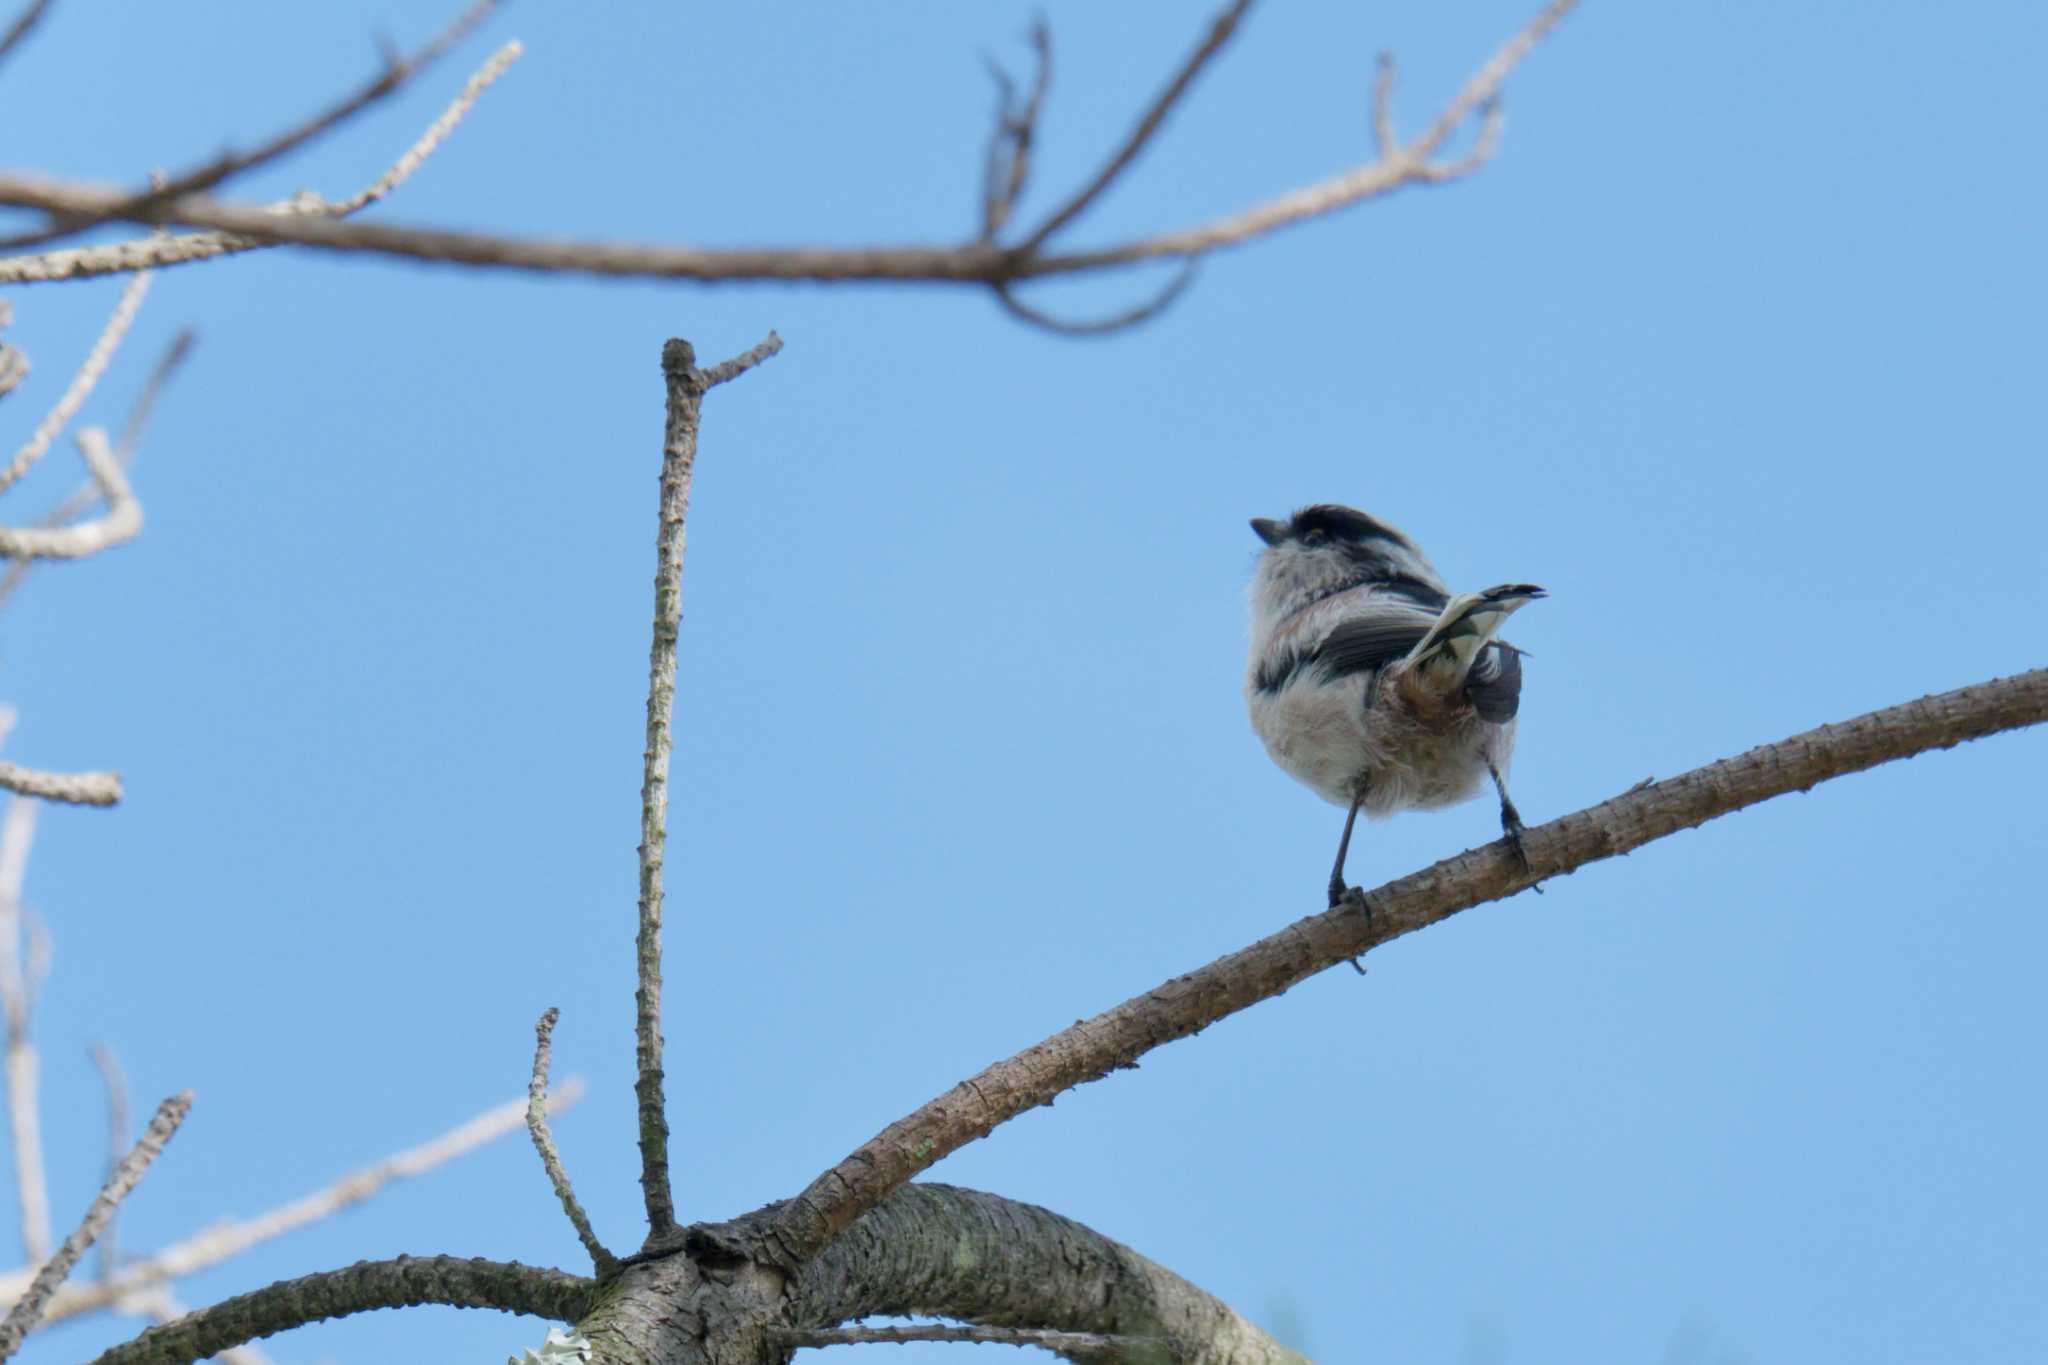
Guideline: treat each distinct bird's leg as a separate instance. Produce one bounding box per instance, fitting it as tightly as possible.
[1485,756,1540,889]
[1328,785,1369,918]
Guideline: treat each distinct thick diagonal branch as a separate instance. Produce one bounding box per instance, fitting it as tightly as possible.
[767,669,2048,1264]
[636,334,783,1245]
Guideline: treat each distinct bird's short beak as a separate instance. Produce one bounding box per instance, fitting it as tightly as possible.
[1249,517,1285,546]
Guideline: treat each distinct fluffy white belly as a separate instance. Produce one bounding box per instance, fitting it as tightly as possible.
[1247,672,1502,815]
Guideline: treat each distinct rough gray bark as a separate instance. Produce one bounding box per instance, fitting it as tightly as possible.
[794,1184,1305,1364]
[87,1256,593,1365]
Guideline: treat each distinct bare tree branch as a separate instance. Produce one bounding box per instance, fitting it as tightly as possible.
[634,334,784,1249]
[0,41,521,286]
[1407,0,1572,163]
[0,328,194,610]
[85,1255,593,1365]
[527,1008,616,1277]
[766,669,2048,1265]
[1370,52,1399,160]
[325,39,523,217]
[0,0,501,252]
[992,260,1199,337]
[979,18,1051,241]
[701,331,785,388]
[1014,0,1256,256]
[112,1289,271,1365]
[0,0,1572,305]
[794,1183,1304,1365]
[0,762,120,807]
[0,1091,190,1361]
[87,1043,129,1283]
[0,796,46,1264]
[0,1081,585,1325]
[112,328,196,460]
[0,310,26,401]
[0,271,150,493]
[0,0,51,73]
[0,427,143,560]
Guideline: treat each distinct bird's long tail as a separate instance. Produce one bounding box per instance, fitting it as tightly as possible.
[1403,583,1546,685]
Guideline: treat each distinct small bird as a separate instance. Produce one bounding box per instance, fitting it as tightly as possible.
[1245,504,1544,909]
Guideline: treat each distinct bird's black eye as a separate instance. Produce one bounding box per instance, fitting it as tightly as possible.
[1301,528,1328,545]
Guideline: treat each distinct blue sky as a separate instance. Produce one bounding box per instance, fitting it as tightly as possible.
[1,2,2044,1361]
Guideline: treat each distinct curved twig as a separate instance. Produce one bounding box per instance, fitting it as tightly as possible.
[85,1256,594,1365]
[992,260,1199,337]
[0,428,142,561]
[0,330,195,613]
[527,1009,617,1277]
[765,669,2048,1265]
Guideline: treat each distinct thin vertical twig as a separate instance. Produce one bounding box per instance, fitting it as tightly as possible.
[634,332,782,1246]
[526,1009,616,1276]
[88,1043,131,1282]
[0,1090,191,1361]
[0,795,47,1263]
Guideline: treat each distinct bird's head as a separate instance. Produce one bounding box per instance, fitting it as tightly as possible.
[1247,504,1445,630]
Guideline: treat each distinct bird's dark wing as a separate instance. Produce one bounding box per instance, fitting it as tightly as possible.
[1464,643,1525,723]
[1312,615,1430,682]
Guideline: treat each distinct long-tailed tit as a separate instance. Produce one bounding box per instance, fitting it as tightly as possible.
[1245,504,1544,910]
